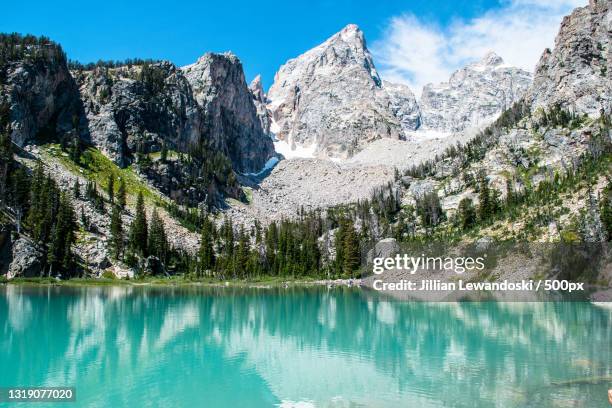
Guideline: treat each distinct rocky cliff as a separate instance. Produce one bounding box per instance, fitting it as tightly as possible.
[75,54,275,173]
[0,36,83,147]
[266,25,533,157]
[267,24,419,159]
[524,0,610,116]
[393,0,612,243]
[249,75,271,135]
[182,53,275,173]
[419,52,532,134]
[2,34,274,177]
[74,61,202,166]
[383,80,421,132]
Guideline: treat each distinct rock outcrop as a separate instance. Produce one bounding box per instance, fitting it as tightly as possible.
[2,35,275,176]
[1,39,83,147]
[182,53,275,173]
[524,0,611,116]
[419,52,532,134]
[382,81,421,133]
[249,75,272,135]
[74,61,202,166]
[366,238,400,265]
[267,24,417,159]
[7,237,43,278]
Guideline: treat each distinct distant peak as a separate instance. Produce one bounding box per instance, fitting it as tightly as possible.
[250,74,262,87]
[479,52,504,67]
[194,51,239,65]
[341,23,361,33]
[336,23,365,46]
[249,74,263,92]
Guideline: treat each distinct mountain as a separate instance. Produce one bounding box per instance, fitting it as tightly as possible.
[75,61,202,167]
[0,35,83,147]
[182,53,275,173]
[1,37,274,176]
[382,80,421,132]
[248,74,272,136]
[524,0,610,115]
[1,0,610,282]
[395,0,611,242]
[266,24,532,159]
[267,24,419,159]
[418,52,532,134]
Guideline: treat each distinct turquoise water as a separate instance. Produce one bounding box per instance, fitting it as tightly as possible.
[0,286,611,408]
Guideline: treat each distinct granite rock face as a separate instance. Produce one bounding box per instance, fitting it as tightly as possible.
[76,54,275,173]
[266,24,531,158]
[267,24,416,158]
[419,52,532,134]
[1,42,83,147]
[182,53,275,173]
[524,0,611,116]
[75,61,202,166]
[382,80,421,134]
[249,75,272,136]
[7,237,43,279]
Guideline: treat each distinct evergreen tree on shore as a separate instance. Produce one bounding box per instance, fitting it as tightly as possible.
[478,174,492,221]
[110,204,124,259]
[148,208,168,261]
[342,219,360,277]
[198,217,215,274]
[47,192,76,276]
[128,192,148,256]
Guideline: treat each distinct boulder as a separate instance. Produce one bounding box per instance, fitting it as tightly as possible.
[367,238,400,264]
[7,237,43,279]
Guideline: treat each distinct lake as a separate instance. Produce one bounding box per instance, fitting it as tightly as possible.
[1,285,611,407]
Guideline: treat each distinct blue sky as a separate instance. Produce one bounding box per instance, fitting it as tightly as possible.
[2,0,582,91]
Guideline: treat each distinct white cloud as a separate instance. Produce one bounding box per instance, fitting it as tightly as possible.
[372,0,586,94]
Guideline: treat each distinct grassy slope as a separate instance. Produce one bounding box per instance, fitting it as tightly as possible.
[41,144,165,207]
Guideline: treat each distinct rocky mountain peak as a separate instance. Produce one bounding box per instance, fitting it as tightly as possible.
[419,53,532,134]
[249,74,271,135]
[266,24,409,159]
[524,0,610,116]
[182,52,275,173]
[474,51,504,68]
[249,74,266,104]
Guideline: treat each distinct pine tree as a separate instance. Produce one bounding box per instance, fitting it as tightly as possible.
[109,205,124,259]
[47,193,76,276]
[235,225,250,277]
[8,167,29,233]
[505,179,515,207]
[107,174,115,203]
[222,215,234,259]
[73,179,80,199]
[342,219,360,277]
[160,142,168,163]
[458,198,476,230]
[128,192,148,256]
[117,179,127,209]
[478,174,491,221]
[26,162,45,234]
[599,179,612,241]
[0,131,12,204]
[198,217,215,274]
[265,221,278,274]
[148,208,168,262]
[334,220,346,275]
[415,192,444,227]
